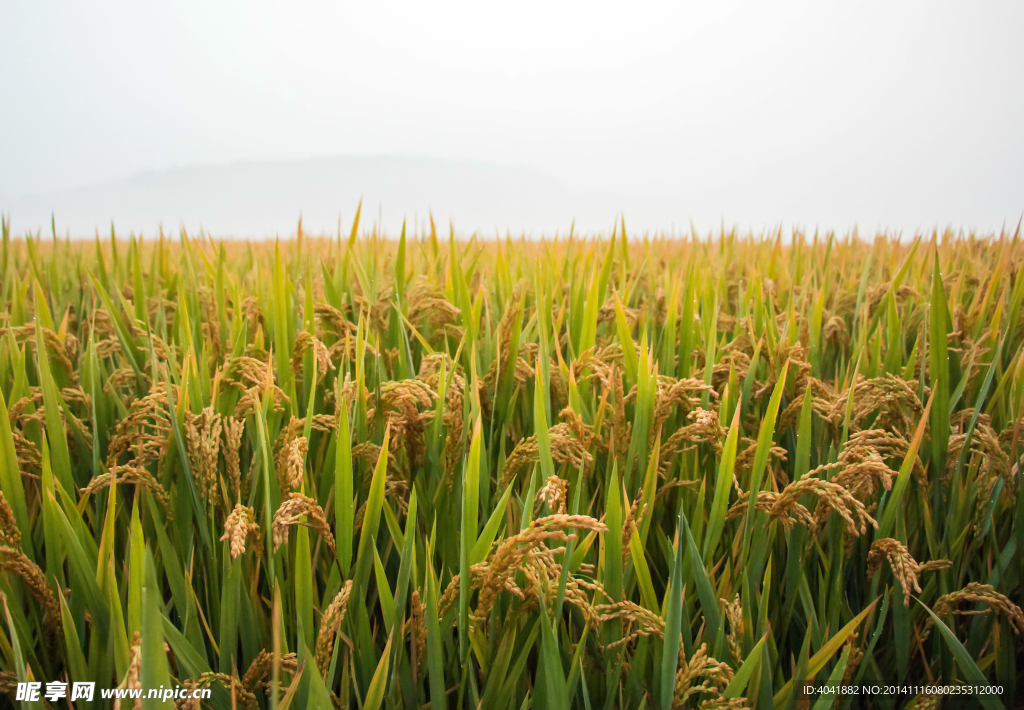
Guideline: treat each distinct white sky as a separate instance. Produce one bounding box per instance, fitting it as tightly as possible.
[2,1,1022,236]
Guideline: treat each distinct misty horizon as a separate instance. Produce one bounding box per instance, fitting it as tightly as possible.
[3,153,1020,240]
[3,2,1022,237]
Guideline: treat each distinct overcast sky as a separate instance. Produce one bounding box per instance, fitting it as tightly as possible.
[2,1,1022,237]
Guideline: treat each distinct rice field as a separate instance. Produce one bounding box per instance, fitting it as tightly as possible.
[0,214,1022,709]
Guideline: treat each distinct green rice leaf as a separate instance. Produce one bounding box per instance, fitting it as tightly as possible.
[460,415,483,657]
[810,646,851,710]
[335,391,354,577]
[704,399,741,559]
[879,388,934,538]
[141,548,172,707]
[35,322,75,493]
[58,592,89,689]
[424,562,447,710]
[0,387,32,557]
[660,504,686,710]
[724,634,766,698]
[127,500,144,641]
[929,255,951,486]
[772,600,876,706]
[602,464,623,647]
[741,361,789,564]
[682,510,722,647]
[535,596,569,710]
[353,425,390,606]
[471,480,514,565]
[629,529,659,613]
[920,603,1003,710]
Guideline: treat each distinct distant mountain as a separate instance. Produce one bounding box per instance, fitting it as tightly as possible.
[2,155,619,238]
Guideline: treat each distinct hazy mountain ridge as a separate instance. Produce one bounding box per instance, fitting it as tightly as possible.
[3,155,621,238]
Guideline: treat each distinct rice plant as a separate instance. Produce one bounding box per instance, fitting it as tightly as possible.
[0,214,1022,709]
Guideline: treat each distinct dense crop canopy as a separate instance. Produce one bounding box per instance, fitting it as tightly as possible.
[0,216,1023,709]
